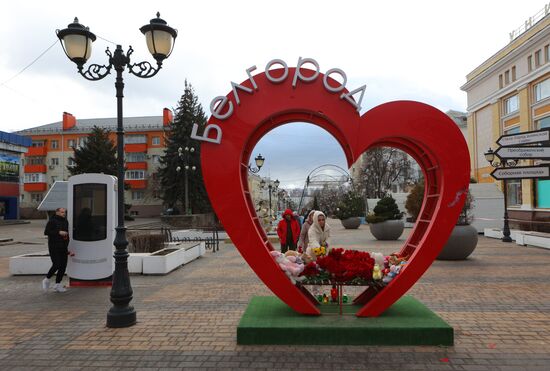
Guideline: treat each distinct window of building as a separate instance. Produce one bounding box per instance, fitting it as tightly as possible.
[511,66,516,81]
[504,70,510,85]
[68,158,76,167]
[126,135,147,144]
[504,126,520,135]
[536,116,550,129]
[132,191,144,200]
[534,78,550,102]
[152,155,160,164]
[528,55,533,72]
[537,179,550,208]
[31,193,43,203]
[499,74,503,89]
[546,45,550,63]
[31,141,45,147]
[535,49,542,67]
[126,152,146,162]
[503,94,519,115]
[28,157,44,165]
[507,180,522,206]
[68,139,76,148]
[126,170,145,180]
[78,137,87,148]
[51,140,59,149]
[50,158,59,166]
[152,136,160,145]
[24,173,45,183]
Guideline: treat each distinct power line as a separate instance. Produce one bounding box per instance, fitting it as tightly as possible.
[0,39,58,88]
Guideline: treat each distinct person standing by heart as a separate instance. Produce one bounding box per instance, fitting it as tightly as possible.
[277,208,301,253]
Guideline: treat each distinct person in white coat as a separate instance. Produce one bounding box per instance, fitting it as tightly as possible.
[306,211,331,261]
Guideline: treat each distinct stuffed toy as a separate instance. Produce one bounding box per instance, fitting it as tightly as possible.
[270,250,305,284]
[372,264,382,280]
[371,252,385,269]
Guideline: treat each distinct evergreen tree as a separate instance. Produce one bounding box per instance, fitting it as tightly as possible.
[68,126,117,176]
[158,81,212,214]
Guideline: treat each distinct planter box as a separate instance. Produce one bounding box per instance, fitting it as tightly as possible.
[142,242,204,275]
[128,253,150,274]
[10,252,52,275]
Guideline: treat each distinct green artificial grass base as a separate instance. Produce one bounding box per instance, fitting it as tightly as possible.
[237,296,453,345]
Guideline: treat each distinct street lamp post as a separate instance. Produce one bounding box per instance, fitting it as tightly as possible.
[176,146,196,215]
[260,178,279,222]
[248,154,265,173]
[56,13,177,328]
[485,148,517,243]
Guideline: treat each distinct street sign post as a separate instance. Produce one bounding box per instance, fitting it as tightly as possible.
[496,128,550,147]
[490,165,550,180]
[495,146,550,159]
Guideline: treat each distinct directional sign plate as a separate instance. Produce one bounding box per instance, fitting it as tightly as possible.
[495,146,550,159]
[497,128,550,147]
[491,165,550,180]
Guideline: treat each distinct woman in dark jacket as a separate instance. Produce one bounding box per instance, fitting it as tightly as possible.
[42,207,69,292]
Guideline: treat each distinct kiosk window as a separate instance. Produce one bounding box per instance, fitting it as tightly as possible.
[73,183,107,241]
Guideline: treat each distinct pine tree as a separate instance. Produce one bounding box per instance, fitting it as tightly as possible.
[158,80,211,214]
[68,126,117,176]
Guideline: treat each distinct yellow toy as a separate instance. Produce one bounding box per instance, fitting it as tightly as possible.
[372,264,382,280]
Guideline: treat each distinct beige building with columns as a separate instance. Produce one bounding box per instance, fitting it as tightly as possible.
[461,8,550,230]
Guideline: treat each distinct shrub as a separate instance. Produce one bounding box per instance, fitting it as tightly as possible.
[335,190,366,220]
[129,233,166,253]
[366,195,403,224]
[405,182,424,221]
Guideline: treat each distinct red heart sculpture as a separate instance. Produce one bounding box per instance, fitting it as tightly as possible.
[201,69,470,316]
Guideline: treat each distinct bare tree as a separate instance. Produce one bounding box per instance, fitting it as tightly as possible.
[358,147,413,198]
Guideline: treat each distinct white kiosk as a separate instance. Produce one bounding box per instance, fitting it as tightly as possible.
[67,173,116,283]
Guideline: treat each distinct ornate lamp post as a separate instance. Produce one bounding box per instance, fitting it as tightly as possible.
[485,148,517,243]
[260,178,279,223]
[176,146,196,215]
[56,13,177,328]
[248,153,265,173]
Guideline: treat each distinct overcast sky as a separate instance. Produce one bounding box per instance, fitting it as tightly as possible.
[1,0,547,187]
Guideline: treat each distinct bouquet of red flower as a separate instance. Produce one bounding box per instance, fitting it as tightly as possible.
[301,248,376,284]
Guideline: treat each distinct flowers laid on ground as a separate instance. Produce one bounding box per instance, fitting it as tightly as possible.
[270,247,408,286]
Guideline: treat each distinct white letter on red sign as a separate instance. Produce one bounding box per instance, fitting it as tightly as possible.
[292,57,320,88]
[230,81,254,106]
[246,65,259,90]
[340,85,366,112]
[190,123,222,145]
[265,59,289,83]
[210,96,234,120]
[323,68,347,93]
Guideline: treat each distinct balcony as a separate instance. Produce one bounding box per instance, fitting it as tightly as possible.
[126,162,148,170]
[26,146,48,157]
[24,164,47,173]
[125,143,147,153]
[24,183,47,192]
[125,179,147,189]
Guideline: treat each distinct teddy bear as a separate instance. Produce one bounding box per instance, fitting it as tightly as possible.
[270,250,305,284]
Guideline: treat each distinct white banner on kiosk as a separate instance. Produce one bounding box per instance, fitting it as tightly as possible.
[67,173,116,280]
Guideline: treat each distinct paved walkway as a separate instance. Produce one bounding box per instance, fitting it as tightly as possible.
[0,219,549,370]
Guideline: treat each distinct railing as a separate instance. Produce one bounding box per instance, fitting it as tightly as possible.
[509,4,550,42]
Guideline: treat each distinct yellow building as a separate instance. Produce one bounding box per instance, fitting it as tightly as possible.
[461,9,550,230]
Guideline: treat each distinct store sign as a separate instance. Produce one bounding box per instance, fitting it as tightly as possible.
[0,153,20,178]
[199,60,470,317]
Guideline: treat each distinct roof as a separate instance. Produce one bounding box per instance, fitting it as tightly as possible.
[16,116,164,135]
[37,181,68,211]
[446,110,468,128]
[0,131,31,147]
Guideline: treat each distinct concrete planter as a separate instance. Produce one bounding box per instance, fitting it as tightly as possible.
[369,220,404,240]
[437,225,478,260]
[9,252,52,275]
[340,217,361,229]
[128,253,150,274]
[142,242,205,275]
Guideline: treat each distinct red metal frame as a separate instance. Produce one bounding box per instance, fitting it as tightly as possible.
[201,69,470,316]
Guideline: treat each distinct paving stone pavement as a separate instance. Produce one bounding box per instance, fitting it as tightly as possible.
[0,219,550,370]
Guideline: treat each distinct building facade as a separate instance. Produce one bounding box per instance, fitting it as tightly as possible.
[461,10,550,230]
[16,109,173,218]
[0,131,30,219]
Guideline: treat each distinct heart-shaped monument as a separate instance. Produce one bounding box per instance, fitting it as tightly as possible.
[198,60,470,316]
